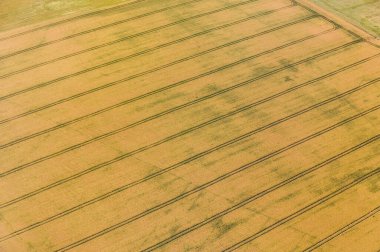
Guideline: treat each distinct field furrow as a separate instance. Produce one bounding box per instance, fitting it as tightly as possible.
[0,0,379,250]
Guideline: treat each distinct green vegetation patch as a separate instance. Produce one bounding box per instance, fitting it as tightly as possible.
[310,0,380,37]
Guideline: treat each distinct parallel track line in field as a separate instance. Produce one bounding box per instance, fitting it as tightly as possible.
[0,0,148,41]
[0,10,315,123]
[304,205,380,251]
[55,107,380,251]
[0,0,208,79]
[1,75,378,239]
[222,167,380,251]
[0,0,267,61]
[2,49,379,150]
[0,35,354,179]
[144,135,380,251]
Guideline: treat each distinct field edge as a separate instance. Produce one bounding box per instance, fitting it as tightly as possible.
[295,0,380,47]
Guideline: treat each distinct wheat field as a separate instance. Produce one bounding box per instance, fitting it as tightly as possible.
[0,0,379,251]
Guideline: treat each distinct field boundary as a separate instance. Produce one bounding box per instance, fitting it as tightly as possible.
[295,0,380,47]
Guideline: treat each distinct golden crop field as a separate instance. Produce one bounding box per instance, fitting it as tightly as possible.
[0,0,379,251]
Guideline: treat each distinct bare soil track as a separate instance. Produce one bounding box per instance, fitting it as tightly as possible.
[0,0,379,251]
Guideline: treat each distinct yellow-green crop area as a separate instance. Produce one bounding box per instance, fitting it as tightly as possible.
[310,0,380,37]
[0,0,379,251]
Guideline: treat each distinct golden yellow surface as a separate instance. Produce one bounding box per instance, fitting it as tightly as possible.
[0,0,379,251]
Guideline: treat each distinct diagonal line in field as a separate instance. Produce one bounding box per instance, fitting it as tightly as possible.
[55,106,380,252]
[0,0,267,61]
[304,205,380,251]
[0,33,359,189]
[0,27,339,178]
[222,166,380,252]
[2,49,379,151]
[0,9,315,124]
[0,0,207,79]
[144,135,380,251]
[0,0,149,41]
[0,79,378,241]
